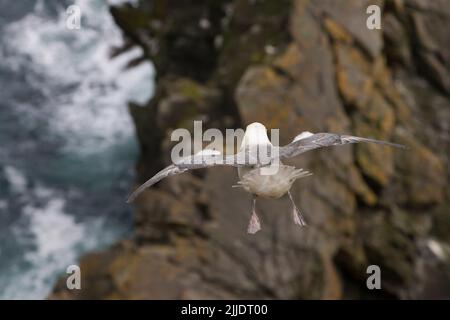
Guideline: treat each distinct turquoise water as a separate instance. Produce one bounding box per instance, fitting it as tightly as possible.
[0,0,153,298]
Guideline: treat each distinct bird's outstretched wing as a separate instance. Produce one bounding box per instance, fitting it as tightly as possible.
[126,165,186,203]
[126,153,240,203]
[279,132,407,159]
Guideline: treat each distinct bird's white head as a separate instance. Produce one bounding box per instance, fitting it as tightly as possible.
[240,122,272,150]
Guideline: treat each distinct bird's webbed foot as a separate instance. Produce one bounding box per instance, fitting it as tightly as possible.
[288,191,307,227]
[247,198,261,234]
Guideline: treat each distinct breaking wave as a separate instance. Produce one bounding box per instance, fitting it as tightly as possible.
[0,0,153,299]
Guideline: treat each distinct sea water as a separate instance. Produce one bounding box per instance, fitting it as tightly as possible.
[0,0,153,299]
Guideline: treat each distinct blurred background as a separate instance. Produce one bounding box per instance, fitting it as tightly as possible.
[0,0,153,298]
[1,0,449,299]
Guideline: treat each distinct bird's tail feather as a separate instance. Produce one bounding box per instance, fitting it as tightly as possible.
[292,168,313,180]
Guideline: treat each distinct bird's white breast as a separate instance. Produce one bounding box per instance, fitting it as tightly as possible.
[237,123,311,198]
[238,165,309,199]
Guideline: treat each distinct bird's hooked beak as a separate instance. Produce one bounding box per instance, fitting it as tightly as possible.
[240,122,272,150]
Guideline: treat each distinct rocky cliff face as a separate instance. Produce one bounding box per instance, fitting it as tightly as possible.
[50,0,449,299]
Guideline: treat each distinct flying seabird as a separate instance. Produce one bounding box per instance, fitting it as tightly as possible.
[127,122,406,234]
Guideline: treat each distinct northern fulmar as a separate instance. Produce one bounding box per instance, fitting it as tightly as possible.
[127,122,406,234]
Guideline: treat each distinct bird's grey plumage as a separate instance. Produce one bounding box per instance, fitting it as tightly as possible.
[279,132,407,159]
[127,128,406,203]
[127,123,406,234]
[126,165,185,203]
[126,153,239,203]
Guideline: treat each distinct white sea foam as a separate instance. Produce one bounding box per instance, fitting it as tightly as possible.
[4,0,154,155]
[0,0,147,299]
[2,190,119,299]
[4,166,27,193]
[5,198,85,299]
